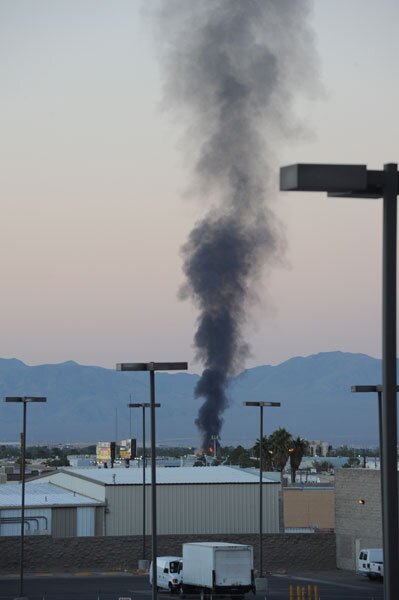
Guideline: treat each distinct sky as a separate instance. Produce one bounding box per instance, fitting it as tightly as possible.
[0,0,398,373]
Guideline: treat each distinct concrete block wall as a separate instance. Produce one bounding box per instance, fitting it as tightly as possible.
[335,469,382,570]
[0,533,335,573]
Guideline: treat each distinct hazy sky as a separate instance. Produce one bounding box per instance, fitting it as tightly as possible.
[0,0,398,372]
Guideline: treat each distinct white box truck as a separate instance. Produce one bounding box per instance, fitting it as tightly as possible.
[180,542,255,598]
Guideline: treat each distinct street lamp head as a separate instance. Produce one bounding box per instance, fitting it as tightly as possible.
[351,385,381,393]
[280,163,385,198]
[280,163,367,193]
[117,362,188,372]
[242,401,281,407]
[128,403,161,408]
[3,396,47,403]
[117,363,149,372]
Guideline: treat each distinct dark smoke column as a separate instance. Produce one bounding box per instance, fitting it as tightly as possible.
[154,0,318,450]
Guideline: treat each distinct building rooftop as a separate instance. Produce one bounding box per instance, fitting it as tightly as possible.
[0,482,103,508]
[54,465,279,486]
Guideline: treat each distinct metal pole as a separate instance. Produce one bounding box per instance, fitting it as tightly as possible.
[129,395,132,439]
[142,404,146,561]
[149,367,157,600]
[381,162,399,599]
[378,391,384,540]
[19,400,27,598]
[259,404,263,577]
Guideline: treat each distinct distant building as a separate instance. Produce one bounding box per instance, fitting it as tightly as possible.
[67,455,96,468]
[0,463,53,482]
[308,441,332,457]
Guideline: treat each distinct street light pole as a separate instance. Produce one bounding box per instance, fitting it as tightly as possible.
[4,396,47,600]
[242,401,280,581]
[142,403,146,560]
[117,362,187,600]
[352,383,399,579]
[382,164,398,596]
[20,401,26,599]
[281,162,399,598]
[259,403,263,575]
[149,366,157,587]
[128,402,161,566]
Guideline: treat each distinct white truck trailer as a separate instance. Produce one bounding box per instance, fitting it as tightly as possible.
[181,542,255,599]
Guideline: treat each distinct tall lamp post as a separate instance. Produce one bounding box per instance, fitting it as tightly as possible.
[4,396,47,600]
[280,162,399,598]
[242,401,280,584]
[128,401,160,568]
[117,362,187,600]
[351,384,399,558]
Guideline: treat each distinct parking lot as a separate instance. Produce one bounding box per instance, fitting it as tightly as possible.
[0,571,384,600]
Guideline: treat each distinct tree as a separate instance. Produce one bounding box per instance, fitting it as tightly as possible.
[45,457,70,467]
[268,428,293,476]
[229,445,247,464]
[342,456,361,468]
[237,452,255,469]
[289,437,309,483]
[253,436,273,471]
[312,460,334,473]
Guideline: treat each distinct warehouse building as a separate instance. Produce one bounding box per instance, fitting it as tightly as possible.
[0,482,104,537]
[37,466,280,536]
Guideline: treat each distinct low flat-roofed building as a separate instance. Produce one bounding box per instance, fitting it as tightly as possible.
[0,481,104,537]
[37,466,280,536]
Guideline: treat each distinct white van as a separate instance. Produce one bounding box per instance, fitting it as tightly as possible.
[149,556,183,593]
[357,548,383,578]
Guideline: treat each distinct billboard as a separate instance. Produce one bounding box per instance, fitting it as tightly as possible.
[96,441,111,463]
[120,438,136,460]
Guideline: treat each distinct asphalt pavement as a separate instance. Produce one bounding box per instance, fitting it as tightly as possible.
[0,571,384,600]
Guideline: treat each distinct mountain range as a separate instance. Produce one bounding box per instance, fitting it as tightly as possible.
[0,351,383,447]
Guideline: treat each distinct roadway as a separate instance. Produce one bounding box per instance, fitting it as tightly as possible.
[0,571,384,600]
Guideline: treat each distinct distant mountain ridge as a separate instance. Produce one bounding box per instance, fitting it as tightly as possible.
[0,351,383,446]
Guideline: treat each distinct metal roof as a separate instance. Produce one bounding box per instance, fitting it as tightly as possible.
[0,482,102,508]
[56,465,279,486]
[184,542,251,548]
[230,466,282,482]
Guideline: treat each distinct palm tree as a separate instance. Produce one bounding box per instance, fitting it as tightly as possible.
[253,436,273,471]
[289,436,309,483]
[268,428,293,477]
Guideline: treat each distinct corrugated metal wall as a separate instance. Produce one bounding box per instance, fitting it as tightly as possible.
[105,483,279,536]
[77,507,95,536]
[0,508,52,536]
[95,506,104,535]
[52,507,77,537]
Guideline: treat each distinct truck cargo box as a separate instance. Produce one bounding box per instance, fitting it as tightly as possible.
[182,542,254,596]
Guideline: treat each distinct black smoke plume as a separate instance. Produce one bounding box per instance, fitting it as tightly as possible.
[153,1,318,450]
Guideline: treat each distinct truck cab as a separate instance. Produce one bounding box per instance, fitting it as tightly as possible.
[149,556,183,593]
